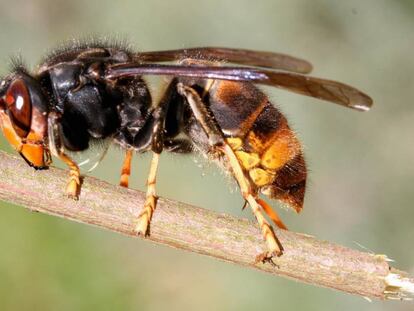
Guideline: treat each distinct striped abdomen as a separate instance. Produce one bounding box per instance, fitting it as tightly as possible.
[209,80,307,212]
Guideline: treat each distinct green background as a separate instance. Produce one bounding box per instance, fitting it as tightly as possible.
[0,0,413,310]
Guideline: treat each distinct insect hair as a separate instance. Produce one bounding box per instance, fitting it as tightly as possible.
[40,36,133,65]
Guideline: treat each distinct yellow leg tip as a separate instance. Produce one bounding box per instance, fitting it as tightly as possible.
[255,237,283,264]
[66,180,80,200]
[134,195,158,237]
[266,234,282,255]
[135,219,149,236]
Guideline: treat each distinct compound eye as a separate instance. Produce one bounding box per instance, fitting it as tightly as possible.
[5,79,32,138]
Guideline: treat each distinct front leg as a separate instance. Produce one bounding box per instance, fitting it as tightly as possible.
[47,112,81,199]
[177,83,283,259]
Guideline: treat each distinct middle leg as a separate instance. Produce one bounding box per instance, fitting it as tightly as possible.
[120,149,133,188]
[132,82,174,235]
[135,152,160,236]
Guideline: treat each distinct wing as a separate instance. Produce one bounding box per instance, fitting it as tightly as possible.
[106,63,373,111]
[134,47,313,74]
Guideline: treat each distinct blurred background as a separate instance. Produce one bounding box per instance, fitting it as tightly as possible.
[0,0,413,310]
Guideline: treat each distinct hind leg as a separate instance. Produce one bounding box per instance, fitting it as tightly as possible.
[177,83,283,259]
[220,143,283,258]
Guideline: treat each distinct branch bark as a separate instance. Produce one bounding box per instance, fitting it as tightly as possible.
[0,150,412,300]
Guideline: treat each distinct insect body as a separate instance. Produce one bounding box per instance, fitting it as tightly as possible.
[0,42,372,260]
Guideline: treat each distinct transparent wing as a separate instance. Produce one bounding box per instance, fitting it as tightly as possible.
[67,139,110,173]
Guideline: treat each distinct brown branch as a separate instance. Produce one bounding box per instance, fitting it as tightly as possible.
[0,150,412,300]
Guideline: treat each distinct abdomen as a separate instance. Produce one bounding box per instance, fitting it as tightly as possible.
[209,80,307,212]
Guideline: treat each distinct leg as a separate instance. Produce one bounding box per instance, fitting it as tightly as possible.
[176,83,223,147]
[120,149,133,188]
[177,83,283,258]
[221,143,283,258]
[164,139,193,153]
[257,198,288,230]
[59,153,81,199]
[135,152,160,235]
[47,112,81,199]
[132,82,176,235]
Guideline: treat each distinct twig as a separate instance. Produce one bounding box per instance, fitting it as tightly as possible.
[0,150,412,300]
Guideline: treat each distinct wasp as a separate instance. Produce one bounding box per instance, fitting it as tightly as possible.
[0,41,372,260]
